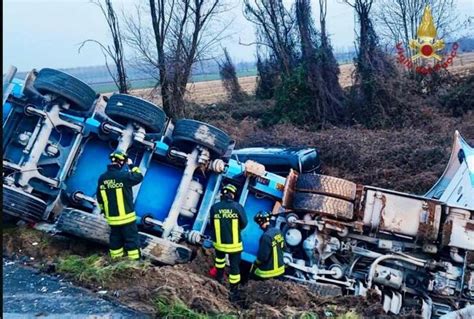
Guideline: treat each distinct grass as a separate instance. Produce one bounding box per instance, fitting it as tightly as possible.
[154,297,208,319]
[91,79,157,93]
[90,69,258,94]
[336,311,360,319]
[154,296,238,319]
[57,254,150,285]
[328,305,360,319]
[297,312,319,319]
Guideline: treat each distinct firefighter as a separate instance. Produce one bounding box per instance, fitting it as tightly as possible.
[97,151,143,260]
[210,184,248,302]
[250,211,286,280]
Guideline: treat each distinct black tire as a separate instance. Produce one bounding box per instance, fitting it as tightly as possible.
[293,192,354,220]
[139,232,193,265]
[296,174,357,201]
[3,185,47,222]
[146,133,163,142]
[2,214,19,225]
[306,282,343,296]
[105,94,166,133]
[56,209,110,245]
[171,119,231,157]
[34,68,97,117]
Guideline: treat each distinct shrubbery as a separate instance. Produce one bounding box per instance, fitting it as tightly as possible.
[272,66,314,126]
[441,74,474,117]
[256,55,280,100]
[219,48,247,102]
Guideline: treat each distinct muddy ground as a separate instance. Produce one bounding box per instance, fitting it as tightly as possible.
[3,225,418,318]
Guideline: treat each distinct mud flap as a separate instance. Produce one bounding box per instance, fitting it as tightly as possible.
[139,232,192,265]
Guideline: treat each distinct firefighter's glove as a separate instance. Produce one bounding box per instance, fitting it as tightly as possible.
[127,158,133,166]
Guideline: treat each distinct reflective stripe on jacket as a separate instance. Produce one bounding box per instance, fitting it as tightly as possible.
[97,164,143,226]
[210,198,247,253]
[255,227,286,278]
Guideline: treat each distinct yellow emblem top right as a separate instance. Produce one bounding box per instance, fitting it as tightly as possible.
[409,6,445,61]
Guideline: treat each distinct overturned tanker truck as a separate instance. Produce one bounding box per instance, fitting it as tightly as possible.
[3,66,474,318]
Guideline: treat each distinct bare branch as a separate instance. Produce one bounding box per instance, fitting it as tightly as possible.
[124,0,231,118]
[238,38,267,47]
[80,0,129,93]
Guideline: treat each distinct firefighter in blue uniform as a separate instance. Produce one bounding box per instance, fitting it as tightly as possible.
[251,211,286,280]
[210,184,248,302]
[97,151,143,260]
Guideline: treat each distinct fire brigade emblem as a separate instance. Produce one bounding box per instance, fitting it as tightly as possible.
[409,6,444,61]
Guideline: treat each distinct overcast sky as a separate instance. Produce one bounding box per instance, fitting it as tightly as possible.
[3,0,473,71]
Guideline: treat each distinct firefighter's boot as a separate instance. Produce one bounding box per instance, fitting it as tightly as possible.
[216,268,225,284]
[229,284,241,303]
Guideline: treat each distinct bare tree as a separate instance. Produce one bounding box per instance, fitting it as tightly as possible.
[243,0,344,126]
[293,0,344,125]
[317,0,344,106]
[243,0,296,76]
[374,0,458,52]
[255,53,280,99]
[124,0,230,119]
[344,0,403,128]
[218,48,246,102]
[80,0,129,93]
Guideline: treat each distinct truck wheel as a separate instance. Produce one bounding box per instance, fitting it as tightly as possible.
[292,192,354,220]
[139,232,193,265]
[171,119,231,158]
[2,214,19,225]
[3,185,47,223]
[306,282,343,296]
[56,209,110,245]
[34,68,97,117]
[295,174,357,201]
[145,133,164,143]
[105,94,166,134]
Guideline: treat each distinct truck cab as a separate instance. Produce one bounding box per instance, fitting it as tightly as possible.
[232,147,321,176]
